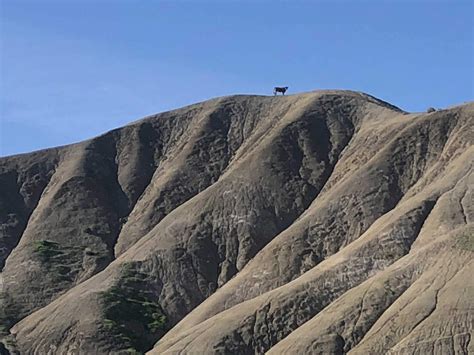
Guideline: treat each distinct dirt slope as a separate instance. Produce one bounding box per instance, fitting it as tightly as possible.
[0,90,472,354]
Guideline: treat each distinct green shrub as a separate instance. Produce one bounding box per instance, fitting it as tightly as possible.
[33,240,62,261]
[100,263,167,353]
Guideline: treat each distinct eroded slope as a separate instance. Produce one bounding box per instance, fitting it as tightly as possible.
[0,91,471,355]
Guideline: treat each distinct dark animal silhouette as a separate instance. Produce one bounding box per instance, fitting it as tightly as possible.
[273,86,288,95]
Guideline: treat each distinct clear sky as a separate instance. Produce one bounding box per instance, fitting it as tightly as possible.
[1,0,473,156]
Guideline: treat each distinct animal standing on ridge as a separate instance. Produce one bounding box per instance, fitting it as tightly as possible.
[274,86,288,95]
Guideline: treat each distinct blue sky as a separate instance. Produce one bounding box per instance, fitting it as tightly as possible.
[1,0,473,156]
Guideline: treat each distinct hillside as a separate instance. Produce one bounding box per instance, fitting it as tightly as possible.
[0,90,472,354]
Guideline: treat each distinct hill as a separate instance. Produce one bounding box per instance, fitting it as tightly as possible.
[0,90,472,354]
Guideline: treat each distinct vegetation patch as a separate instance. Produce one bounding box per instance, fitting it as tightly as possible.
[100,262,167,353]
[456,231,474,251]
[33,240,63,261]
[32,240,76,283]
[32,240,110,285]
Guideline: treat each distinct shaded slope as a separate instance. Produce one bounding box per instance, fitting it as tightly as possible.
[0,150,60,270]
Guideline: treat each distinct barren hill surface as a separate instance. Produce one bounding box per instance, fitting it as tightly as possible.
[0,90,472,355]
